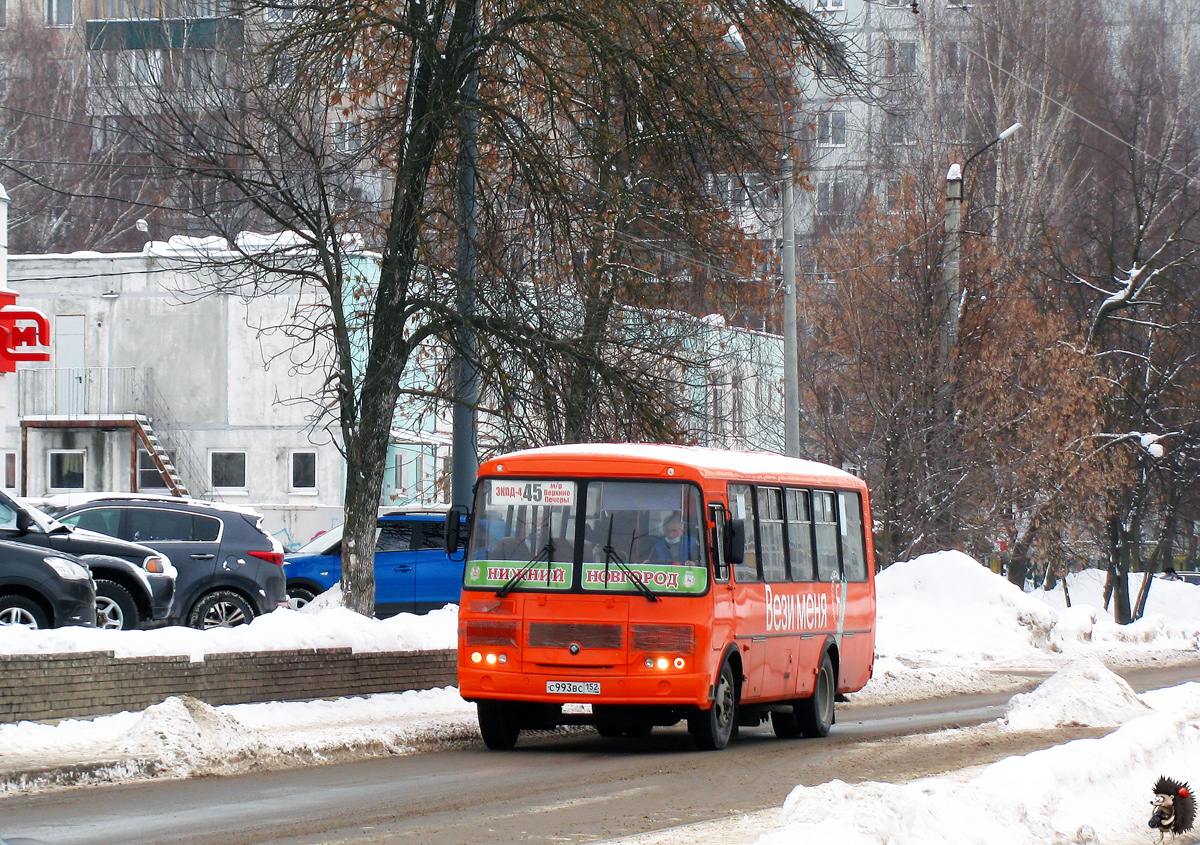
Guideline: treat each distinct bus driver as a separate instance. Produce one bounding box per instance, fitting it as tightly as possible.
[646,513,699,565]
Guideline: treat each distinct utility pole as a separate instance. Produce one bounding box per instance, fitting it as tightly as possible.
[782,156,800,458]
[940,162,963,369]
[450,1,480,511]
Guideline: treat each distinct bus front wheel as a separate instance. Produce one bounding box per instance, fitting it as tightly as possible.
[477,701,521,750]
[688,660,737,751]
[795,651,836,738]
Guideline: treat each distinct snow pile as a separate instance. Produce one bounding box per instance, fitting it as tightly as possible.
[874,551,1058,663]
[875,552,1200,667]
[0,604,458,660]
[760,703,1200,845]
[0,687,479,792]
[1033,569,1200,649]
[1002,657,1153,730]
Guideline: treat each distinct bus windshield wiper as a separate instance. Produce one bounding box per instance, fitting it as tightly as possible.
[602,516,658,602]
[496,540,557,598]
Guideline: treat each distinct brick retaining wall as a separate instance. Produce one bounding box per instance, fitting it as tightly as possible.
[0,648,458,723]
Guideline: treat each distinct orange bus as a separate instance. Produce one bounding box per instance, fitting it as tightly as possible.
[452,443,876,751]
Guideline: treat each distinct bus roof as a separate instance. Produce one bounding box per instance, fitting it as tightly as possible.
[481,443,864,487]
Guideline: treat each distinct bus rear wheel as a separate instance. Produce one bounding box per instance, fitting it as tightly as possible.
[688,660,737,751]
[795,651,836,738]
[477,701,521,750]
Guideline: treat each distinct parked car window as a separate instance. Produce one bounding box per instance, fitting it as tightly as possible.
[0,500,18,530]
[128,508,196,542]
[192,514,222,542]
[65,507,122,536]
[376,521,412,552]
[414,521,445,550]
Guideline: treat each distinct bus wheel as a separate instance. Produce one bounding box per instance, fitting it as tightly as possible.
[688,660,737,751]
[477,701,521,750]
[796,651,836,738]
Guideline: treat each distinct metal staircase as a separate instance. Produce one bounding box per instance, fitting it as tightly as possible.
[131,416,190,497]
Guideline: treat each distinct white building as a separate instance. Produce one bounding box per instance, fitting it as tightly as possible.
[0,190,458,548]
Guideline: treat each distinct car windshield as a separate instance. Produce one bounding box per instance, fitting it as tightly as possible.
[463,478,708,597]
[1,493,66,534]
[292,524,343,555]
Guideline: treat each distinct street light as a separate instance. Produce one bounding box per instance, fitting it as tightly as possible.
[782,155,800,458]
[940,122,1021,364]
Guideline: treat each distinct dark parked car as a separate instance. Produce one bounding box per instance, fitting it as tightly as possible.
[285,510,466,617]
[44,494,286,629]
[0,491,174,630]
[0,539,97,628]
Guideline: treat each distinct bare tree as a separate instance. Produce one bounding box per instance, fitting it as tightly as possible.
[87,0,859,614]
[1041,0,1200,622]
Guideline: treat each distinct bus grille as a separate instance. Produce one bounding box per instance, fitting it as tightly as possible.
[527,622,623,649]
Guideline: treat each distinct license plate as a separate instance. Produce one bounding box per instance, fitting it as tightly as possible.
[546,680,600,695]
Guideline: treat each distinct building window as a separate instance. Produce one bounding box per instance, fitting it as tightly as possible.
[1,0,7,28]
[211,451,246,489]
[816,110,847,147]
[291,451,316,490]
[885,178,903,214]
[46,0,72,26]
[137,450,171,489]
[944,41,969,76]
[814,0,844,9]
[884,111,917,146]
[49,451,86,489]
[333,121,361,152]
[268,55,295,87]
[183,50,226,89]
[4,453,16,489]
[265,0,293,21]
[884,41,918,76]
[816,179,846,218]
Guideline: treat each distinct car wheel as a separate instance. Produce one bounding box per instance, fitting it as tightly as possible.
[0,595,49,629]
[95,579,139,630]
[188,590,256,629]
[286,585,317,610]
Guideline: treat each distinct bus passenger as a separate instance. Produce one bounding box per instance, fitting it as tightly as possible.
[646,513,699,565]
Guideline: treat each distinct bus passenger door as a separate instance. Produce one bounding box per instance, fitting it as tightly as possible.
[726,485,765,701]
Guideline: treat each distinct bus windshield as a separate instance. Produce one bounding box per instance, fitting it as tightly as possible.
[464,478,709,596]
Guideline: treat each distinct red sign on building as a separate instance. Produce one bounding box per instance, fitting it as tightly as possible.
[0,289,50,373]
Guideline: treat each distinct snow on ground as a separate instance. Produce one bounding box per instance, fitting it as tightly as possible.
[0,551,1198,845]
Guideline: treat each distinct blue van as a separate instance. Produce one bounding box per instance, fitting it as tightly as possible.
[284,510,466,617]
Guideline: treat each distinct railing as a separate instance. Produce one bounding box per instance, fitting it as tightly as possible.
[17,367,210,497]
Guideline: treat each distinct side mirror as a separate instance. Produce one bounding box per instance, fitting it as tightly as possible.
[445,505,469,556]
[725,519,745,565]
[15,508,34,535]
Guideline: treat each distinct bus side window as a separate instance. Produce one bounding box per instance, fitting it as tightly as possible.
[814,491,839,582]
[728,483,761,583]
[786,488,816,582]
[757,487,787,582]
[839,491,868,581]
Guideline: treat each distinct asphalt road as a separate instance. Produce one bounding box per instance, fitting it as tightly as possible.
[1,660,1195,845]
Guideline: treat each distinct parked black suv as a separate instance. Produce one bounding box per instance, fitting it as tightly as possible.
[0,491,174,630]
[44,494,287,629]
[0,539,97,628]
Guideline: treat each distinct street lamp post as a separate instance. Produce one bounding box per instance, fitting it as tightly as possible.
[940,122,1021,366]
[935,121,1021,540]
[782,156,800,458]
